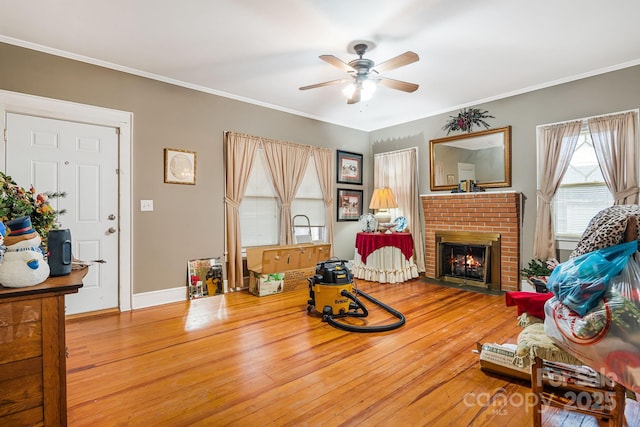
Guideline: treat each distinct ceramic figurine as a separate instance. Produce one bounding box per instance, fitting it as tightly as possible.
[0,216,50,288]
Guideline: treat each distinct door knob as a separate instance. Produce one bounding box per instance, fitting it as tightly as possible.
[107,227,117,234]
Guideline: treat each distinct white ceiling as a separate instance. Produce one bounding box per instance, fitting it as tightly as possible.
[2,0,640,131]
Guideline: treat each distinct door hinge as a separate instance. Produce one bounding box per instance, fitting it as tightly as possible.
[115,127,120,136]
[3,128,6,143]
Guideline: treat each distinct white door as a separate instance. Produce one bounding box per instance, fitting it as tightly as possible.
[6,112,119,315]
[458,162,476,181]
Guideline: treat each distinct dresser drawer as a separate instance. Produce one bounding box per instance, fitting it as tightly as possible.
[0,357,43,421]
[0,300,42,364]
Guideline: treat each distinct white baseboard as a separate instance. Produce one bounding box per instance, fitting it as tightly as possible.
[132,286,187,310]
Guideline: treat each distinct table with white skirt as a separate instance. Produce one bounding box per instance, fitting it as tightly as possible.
[351,232,419,283]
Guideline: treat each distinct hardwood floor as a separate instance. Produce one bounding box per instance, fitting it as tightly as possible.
[65,279,640,426]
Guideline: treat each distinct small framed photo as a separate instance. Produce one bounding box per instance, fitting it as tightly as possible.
[447,174,456,185]
[336,150,363,185]
[337,188,363,221]
[164,148,196,185]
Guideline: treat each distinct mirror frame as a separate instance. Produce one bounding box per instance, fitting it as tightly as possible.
[429,126,512,191]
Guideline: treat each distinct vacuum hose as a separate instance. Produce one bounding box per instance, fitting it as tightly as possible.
[324,288,406,333]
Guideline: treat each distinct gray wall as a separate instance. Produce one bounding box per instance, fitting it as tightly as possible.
[0,42,370,294]
[3,41,639,293]
[370,65,640,266]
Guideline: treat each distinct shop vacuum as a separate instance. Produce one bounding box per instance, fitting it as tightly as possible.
[307,258,405,332]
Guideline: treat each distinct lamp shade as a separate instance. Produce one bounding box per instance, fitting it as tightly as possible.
[369,187,398,210]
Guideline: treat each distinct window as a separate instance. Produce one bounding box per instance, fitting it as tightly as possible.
[552,127,613,238]
[292,156,326,242]
[239,150,326,247]
[239,149,279,247]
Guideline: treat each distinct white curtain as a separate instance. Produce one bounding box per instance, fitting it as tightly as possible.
[588,111,638,205]
[311,146,334,253]
[262,140,310,245]
[533,121,582,259]
[374,148,425,273]
[224,132,260,290]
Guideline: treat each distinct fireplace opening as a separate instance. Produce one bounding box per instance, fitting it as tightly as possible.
[435,231,501,290]
[441,243,490,284]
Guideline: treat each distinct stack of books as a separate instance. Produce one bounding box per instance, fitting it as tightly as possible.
[541,360,612,388]
[478,343,531,380]
[477,343,611,389]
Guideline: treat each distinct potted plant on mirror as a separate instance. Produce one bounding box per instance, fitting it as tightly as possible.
[442,108,494,134]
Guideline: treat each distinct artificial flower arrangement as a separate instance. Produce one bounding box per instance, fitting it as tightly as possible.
[442,108,494,134]
[0,171,66,249]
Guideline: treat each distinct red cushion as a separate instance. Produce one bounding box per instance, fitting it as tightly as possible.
[505,291,554,319]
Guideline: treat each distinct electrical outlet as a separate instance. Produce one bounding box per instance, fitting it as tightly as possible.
[140,200,154,211]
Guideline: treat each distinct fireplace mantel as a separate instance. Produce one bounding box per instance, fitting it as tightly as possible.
[420,190,520,197]
[422,192,521,291]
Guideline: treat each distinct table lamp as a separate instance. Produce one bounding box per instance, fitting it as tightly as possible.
[369,187,398,232]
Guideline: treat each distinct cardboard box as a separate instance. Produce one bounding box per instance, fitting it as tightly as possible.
[283,267,316,292]
[249,272,285,296]
[246,243,331,296]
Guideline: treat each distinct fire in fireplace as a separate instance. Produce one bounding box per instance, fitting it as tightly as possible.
[435,231,501,290]
[441,243,490,284]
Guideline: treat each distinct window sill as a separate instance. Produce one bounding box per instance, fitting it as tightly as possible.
[555,237,579,251]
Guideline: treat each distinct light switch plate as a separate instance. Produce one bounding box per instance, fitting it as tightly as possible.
[140,200,154,211]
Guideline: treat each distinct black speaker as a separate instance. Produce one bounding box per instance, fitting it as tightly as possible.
[48,229,72,276]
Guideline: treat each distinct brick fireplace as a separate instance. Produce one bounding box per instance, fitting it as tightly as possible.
[422,191,521,292]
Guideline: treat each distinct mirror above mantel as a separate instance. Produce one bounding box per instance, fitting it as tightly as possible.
[429,126,512,191]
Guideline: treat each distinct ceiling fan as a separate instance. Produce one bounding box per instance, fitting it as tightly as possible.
[299,43,420,104]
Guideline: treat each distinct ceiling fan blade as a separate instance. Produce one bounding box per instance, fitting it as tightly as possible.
[373,51,419,74]
[378,77,419,93]
[319,55,356,73]
[299,78,350,91]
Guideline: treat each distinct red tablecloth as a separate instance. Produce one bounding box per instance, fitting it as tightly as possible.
[355,232,414,263]
[505,291,553,319]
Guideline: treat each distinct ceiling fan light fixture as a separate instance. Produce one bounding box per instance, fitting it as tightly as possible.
[342,79,377,102]
[362,79,377,97]
[300,43,418,104]
[341,83,356,100]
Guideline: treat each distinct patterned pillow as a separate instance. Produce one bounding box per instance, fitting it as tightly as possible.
[570,205,640,258]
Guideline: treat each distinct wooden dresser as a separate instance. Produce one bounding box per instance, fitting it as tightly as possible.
[0,268,85,426]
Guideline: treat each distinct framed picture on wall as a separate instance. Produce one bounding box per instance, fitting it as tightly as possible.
[336,150,363,185]
[164,148,196,185]
[337,188,363,221]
